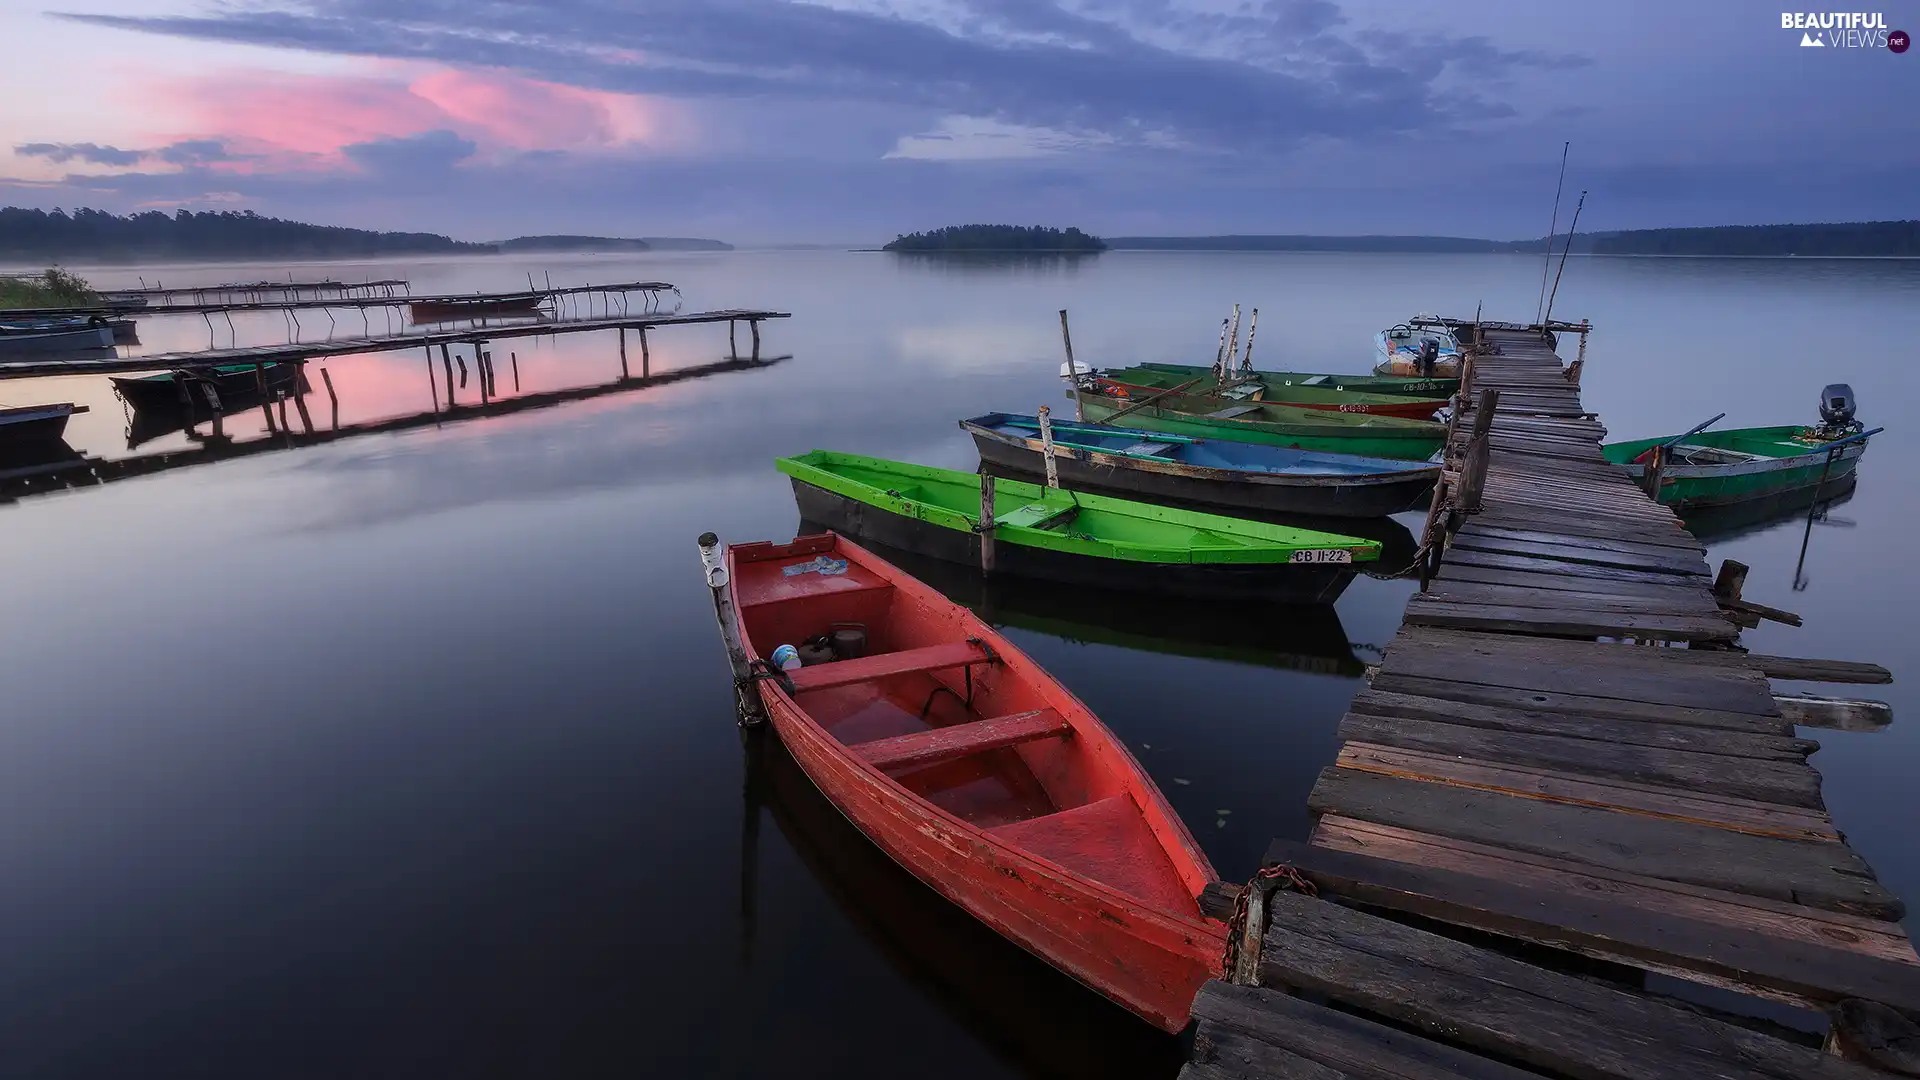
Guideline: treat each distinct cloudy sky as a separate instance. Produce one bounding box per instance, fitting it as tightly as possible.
[0,0,1913,243]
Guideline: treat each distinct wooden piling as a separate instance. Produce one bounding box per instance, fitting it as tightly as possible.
[619,327,629,379]
[1457,388,1499,513]
[321,367,339,430]
[1058,309,1084,421]
[291,366,315,434]
[477,346,490,405]
[253,363,276,432]
[1038,405,1059,489]
[425,347,439,412]
[750,319,761,360]
[978,474,997,576]
[440,343,455,408]
[729,320,738,360]
[510,351,521,392]
[640,328,650,377]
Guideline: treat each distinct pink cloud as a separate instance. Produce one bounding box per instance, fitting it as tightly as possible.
[134,66,680,169]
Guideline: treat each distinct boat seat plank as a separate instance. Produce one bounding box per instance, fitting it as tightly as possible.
[991,795,1198,912]
[787,640,993,693]
[853,707,1071,771]
[1207,405,1262,419]
[1116,440,1180,457]
[995,501,1079,530]
[1266,838,1920,1015]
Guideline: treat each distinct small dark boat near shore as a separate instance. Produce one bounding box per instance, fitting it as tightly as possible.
[409,293,545,322]
[111,362,309,417]
[963,412,1437,518]
[0,402,88,448]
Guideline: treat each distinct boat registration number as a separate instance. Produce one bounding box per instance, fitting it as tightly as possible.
[1289,549,1353,564]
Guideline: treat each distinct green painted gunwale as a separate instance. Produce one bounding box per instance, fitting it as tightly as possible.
[1077,394,1444,462]
[776,450,1380,565]
[1113,362,1458,400]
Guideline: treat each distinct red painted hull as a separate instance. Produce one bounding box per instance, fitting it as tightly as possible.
[1101,377,1443,420]
[727,533,1226,1032]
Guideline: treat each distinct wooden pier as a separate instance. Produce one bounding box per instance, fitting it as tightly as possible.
[0,307,787,380]
[1189,324,1919,1080]
[0,280,677,321]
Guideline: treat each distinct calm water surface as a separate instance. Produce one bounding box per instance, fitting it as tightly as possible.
[1,251,1915,1076]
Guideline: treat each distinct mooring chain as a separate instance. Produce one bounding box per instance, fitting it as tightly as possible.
[1221,863,1317,977]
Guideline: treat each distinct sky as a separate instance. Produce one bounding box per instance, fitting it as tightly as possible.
[0,0,1914,244]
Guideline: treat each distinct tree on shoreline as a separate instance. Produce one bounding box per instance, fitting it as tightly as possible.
[0,207,491,259]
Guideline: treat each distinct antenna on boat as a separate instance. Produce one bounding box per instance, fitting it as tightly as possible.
[1241,308,1259,371]
[1535,141,1570,324]
[1543,191,1587,327]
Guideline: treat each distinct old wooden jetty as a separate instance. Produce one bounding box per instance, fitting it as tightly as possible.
[1188,321,1919,1080]
[0,307,788,381]
[0,280,677,322]
[106,278,411,305]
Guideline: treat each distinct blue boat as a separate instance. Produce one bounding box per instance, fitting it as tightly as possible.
[960,412,1439,518]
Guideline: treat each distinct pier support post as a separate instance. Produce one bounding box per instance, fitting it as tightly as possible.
[978,474,997,577]
[750,319,761,360]
[511,351,521,393]
[619,327,629,379]
[729,320,738,360]
[253,363,276,433]
[425,347,439,412]
[1458,388,1499,514]
[477,346,490,405]
[1058,309,1084,421]
[440,344,456,408]
[291,366,315,435]
[1230,885,1268,986]
[321,367,340,430]
[1037,405,1060,489]
[640,328,650,377]
[698,532,766,727]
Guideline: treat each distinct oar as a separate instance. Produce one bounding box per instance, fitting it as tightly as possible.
[1793,427,1882,589]
[1098,377,1207,423]
[1659,412,1726,450]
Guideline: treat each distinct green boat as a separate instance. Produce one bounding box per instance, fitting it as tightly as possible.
[777,450,1380,602]
[1108,362,1458,400]
[1602,426,1874,511]
[1077,390,1444,462]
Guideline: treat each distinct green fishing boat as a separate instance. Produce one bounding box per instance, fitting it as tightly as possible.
[777,450,1380,602]
[1603,425,1874,511]
[1076,390,1444,462]
[1106,362,1458,401]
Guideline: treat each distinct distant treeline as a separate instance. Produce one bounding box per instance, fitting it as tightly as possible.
[1107,221,1920,257]
[885,225,1108,253]
[0,207,490,259]
[497,234,652,253]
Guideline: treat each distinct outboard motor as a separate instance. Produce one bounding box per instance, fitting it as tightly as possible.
[1417,338,1440,377]
[1816,383,1861,438]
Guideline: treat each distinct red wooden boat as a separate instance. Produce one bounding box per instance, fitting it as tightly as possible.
[724,532,1227,1031]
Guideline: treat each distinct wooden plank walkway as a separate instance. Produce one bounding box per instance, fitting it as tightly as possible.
[1189,325,1920,1080]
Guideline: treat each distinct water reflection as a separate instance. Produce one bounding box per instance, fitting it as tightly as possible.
[803,523,1367,678]
[741,729,1184,1080]
[1,355,789,504]
[1677,472,1858,544]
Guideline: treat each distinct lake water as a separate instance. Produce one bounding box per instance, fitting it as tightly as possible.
[1,251,1915,1076]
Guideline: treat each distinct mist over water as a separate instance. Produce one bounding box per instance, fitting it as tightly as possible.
[2,250,1915,1076]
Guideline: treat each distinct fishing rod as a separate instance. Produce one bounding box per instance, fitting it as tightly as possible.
[1535,141,1570,324]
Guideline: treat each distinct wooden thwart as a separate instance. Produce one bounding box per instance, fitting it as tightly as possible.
[853,708,1070,771]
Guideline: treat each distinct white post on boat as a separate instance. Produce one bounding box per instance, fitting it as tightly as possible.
[979,474,998,577]
[698,532,766,726]
[1214,316,1231,378]
[1224,304,1242,375]
[1241,307,1259,373]
[1059,309,1085,421]
[1038,404,1060,489]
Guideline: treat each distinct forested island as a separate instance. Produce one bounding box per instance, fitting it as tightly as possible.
[1107,221,1920,257]
[492,235,734,252]
[883,225,1108,253]
[0,207,489,260]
